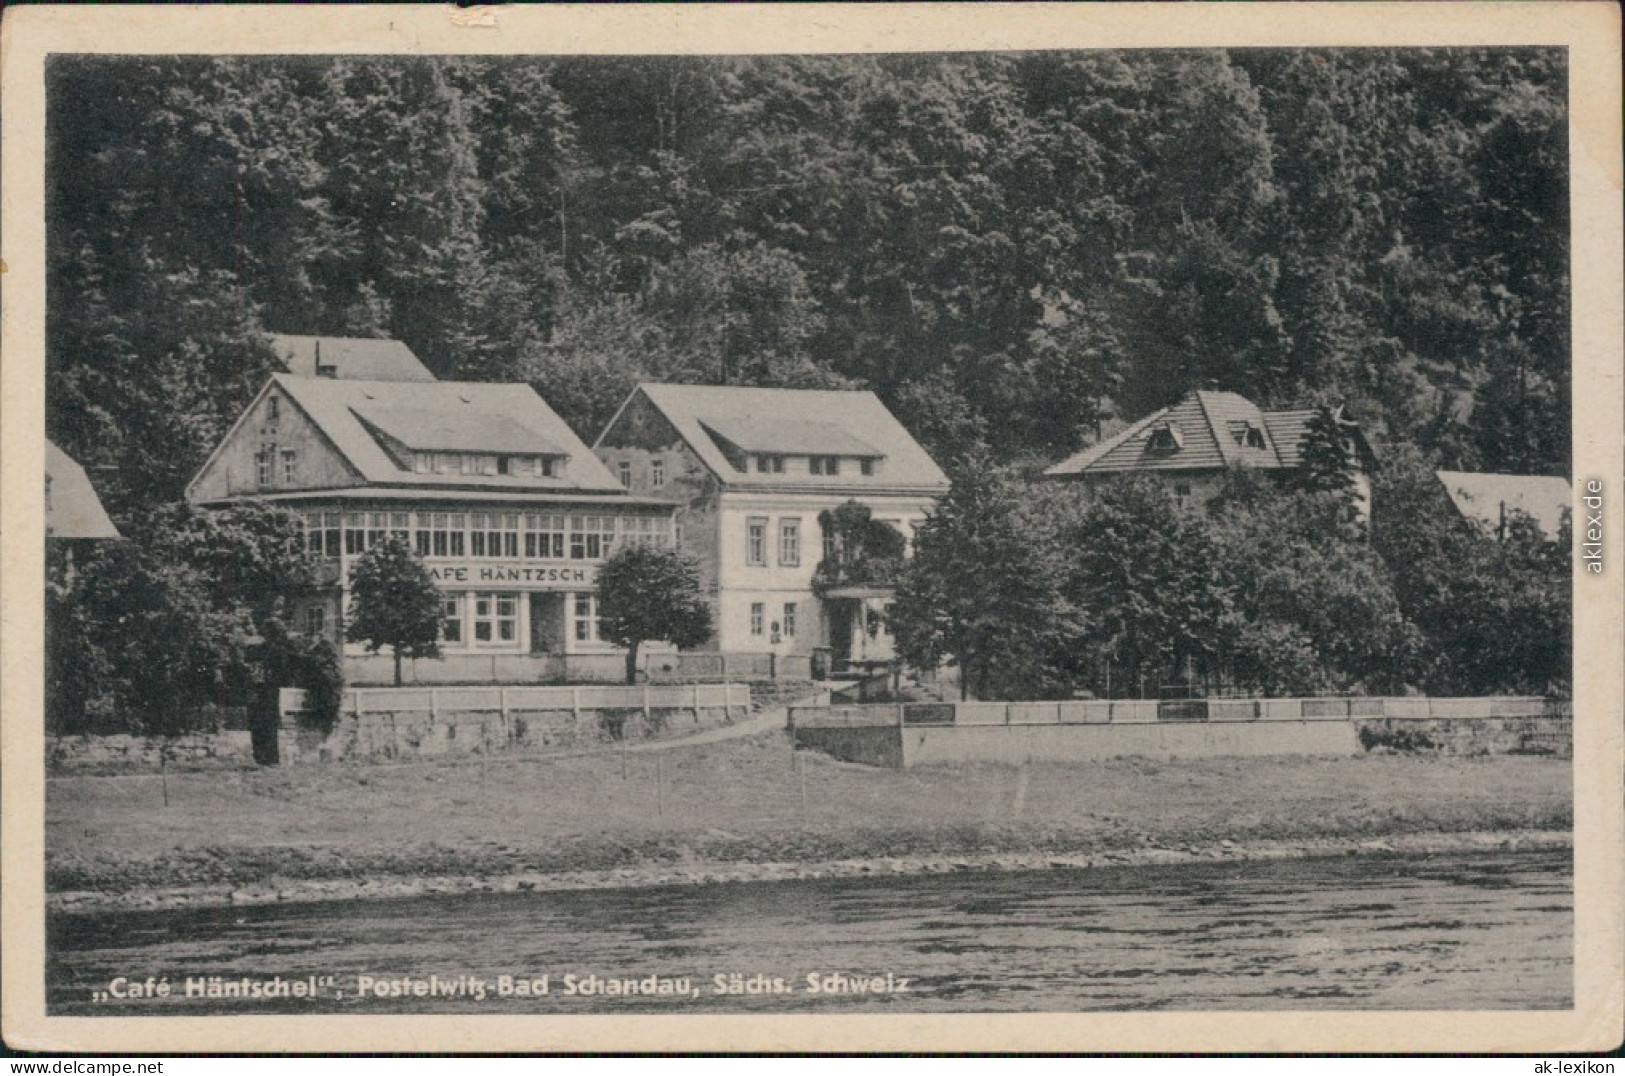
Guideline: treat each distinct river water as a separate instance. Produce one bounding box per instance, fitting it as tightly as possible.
[48,850,1570,1014]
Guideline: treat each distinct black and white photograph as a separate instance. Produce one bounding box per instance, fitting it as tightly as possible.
[4,2,1621,1056]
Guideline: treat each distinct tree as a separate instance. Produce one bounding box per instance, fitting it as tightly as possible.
[811,501,908,597]
[596,545,713,685]
[1293,404,1361,498]
[1051,477,1232,698]
[345,537,443,686]
[890,455,1081,699]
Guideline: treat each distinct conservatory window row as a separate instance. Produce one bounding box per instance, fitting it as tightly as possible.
[300,510,671,561]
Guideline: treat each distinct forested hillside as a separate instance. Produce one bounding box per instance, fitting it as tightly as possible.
[47,49,1568,519]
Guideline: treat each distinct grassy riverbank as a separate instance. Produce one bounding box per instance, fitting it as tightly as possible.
[46,731,1570,906]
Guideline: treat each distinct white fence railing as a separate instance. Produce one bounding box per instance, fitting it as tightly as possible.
[788,696,1565,730]
[341,682,749,720]
[345,651,814,686]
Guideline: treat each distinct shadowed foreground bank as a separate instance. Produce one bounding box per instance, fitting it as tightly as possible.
[47,733,1570,910]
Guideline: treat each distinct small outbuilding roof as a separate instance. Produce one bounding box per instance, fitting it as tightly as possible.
[608,383,948,490]
[46,440,120,538]
[1436,470,1571,539]
[267,334,436,383]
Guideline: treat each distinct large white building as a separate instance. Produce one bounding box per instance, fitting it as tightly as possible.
[186,373,676,680]
[594,384,949,669]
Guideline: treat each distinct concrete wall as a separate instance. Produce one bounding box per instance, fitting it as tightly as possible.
[47,732,257,773]
[900,720,1360,767]
[280,702,744,765]
[787,696,1571,768]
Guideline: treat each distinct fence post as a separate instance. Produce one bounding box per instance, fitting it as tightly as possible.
[642,684,652,725]
[429,689,438,723]
[770,651,778,680]
[720,653,728,681]
[897,701,905,728]
[572,686,582,726]
[693,682,702,723]
[500,687,510,733]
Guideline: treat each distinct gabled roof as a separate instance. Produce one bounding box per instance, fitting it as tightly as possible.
[606,383,948,491]
[270,375,622,492]
[1045,391,1370,478]
[267,334,436,383]
[1436,470,1571,539]
[46,440,120,538]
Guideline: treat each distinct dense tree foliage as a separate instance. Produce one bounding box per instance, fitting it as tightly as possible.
[891,465,1566,701]
[595,545,713,684]
[48,50,1568,521]
[45,505,330,735]
[891,454,1083,699]
[345,537,443,686]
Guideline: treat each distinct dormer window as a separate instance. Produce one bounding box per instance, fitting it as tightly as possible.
[860,458,876,477]
[538,457,557,479]
[755,455,785,474]
[810,456,841,476]
[1229,421,1267,449]
[618,461,633,487]
[1146,422,1183,454]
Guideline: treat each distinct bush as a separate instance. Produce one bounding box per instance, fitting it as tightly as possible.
[1358,724,1437,753]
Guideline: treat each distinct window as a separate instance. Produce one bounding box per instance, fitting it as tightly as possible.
[651,459,666,489]
[266,396,280,426]
[525,513,566,559]
[497,456,510,476]
[415,512,463,557]
[344,512,369,555]
[470,513,519,558]
[618,461,633,487]
[441,595,463,644]
[461,454,497,476]
[304,605,325,637]
[537,457,557,479]
[783,602,797,638]
[308,512,341,559]
[415,453,435,474]
[746,517,768,565]
[1174,481,1193,509]
[1147,422,1184,453]
[472,592,518,645]
[573,593,600,643]
[860,458,875,476]
[822,527,838,563]
[256,445,275,487]
[620,515,668,550]
[755,455,785,474]
[778,519,801,567]
[389,512,411,544]
[569,515,617,560]
[750,602,765,637]
[811,456,840,476]
[367,512,389,549]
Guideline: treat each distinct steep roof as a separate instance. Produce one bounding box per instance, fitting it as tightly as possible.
[1045,391,1370,478]
[1436,470,1571,539]
[267,334,436,383]
[271,375,622,492]
[46,441,120,538]
[611,383,948,490]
